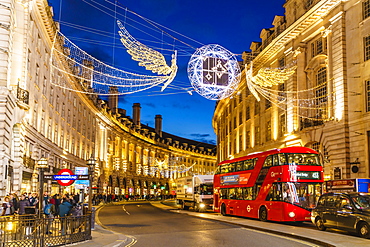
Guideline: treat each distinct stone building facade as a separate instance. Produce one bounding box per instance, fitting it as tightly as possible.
[0,0,216,197]
[213,0,370,180]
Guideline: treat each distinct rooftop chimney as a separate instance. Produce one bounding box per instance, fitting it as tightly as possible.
[133,103,141,126]
[155,114,162,137]
[108,86,118,114]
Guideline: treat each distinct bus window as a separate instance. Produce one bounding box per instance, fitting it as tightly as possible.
[235,188,243,200]
[220,188,228,199]
[229,163,235,173]
[256,168,268,183]
[266,183,283,201]
[242,187,253,200]
[286,153,321,166]
[263,155,273,167]
[273,154,279,166]
[236,161,243,171]
[278,153,287,165]
[215,166,221,174]
[281,182,322,209]
[229,188,236,199]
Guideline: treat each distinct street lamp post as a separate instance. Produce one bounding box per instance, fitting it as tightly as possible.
[37,156,48,217]
[87,156,96,212]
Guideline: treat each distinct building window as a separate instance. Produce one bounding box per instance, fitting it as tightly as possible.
[239,111,243,126]
[364,0,370,20]
[312,142,320,152]
[311,38,326,58]
[315,67,328,118]
[246,131,251,148]
[366,80,370,112]
[365,35,370,61]
[305,0,315,10]
[246,106,250,120]
[266,121,271,142]
[278,83,286,102]
[255,101,260,115]
[280,114,286,137]
[255,126,260,146]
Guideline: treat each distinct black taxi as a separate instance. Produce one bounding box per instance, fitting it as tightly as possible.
[311,192,370,238]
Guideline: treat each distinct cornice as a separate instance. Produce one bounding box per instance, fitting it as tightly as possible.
[253,0,342,70]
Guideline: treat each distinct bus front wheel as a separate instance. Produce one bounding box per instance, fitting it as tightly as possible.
[221,204,227,216]
[259,207,267,222]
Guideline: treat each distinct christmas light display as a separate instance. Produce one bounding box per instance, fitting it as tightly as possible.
[245,62,331,121]
[188,44,241,100]
[50,29,178,95]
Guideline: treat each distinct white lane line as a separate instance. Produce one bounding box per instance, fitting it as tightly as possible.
[242,228,320,247]
[122,205,131,215]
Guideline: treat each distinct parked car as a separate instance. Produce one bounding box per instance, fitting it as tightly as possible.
[311,192,370,238]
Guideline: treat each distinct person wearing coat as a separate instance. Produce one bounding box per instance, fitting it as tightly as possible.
[18,195,31,215]
[58,199,73,235]
[58,199,72,217]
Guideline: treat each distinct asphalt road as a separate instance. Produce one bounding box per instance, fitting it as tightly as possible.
[97,202,319,247]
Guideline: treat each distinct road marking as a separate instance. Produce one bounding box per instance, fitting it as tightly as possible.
[122,205,131,215]
[241,228,319,247]
[123,236,137,247]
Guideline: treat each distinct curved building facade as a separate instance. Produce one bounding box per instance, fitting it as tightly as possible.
[0,0,216,197]
[213,0,370,180]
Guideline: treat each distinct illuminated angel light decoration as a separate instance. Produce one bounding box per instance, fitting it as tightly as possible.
[245,62,297,102]
[245,63,332,121]
[117,20,178,91]
[188,44,241,100]
[50,27,177,95]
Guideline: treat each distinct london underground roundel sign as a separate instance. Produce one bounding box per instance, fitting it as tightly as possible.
[54,169,77,186]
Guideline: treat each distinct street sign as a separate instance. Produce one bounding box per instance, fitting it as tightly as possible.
[74,167,89,189]
[56,169,76,186]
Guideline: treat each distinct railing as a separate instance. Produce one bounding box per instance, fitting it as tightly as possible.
[300,117,324,130]
[0,214,91,246]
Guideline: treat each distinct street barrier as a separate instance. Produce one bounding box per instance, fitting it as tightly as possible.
[0,214,92,246]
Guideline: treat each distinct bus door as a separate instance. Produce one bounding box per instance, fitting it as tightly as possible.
[265,183,284,221]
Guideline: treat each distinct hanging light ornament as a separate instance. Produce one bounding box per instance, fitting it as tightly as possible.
[117,20,178,91]
[188,44,241,100]
[50,20,178,95]
[245,62,332,121]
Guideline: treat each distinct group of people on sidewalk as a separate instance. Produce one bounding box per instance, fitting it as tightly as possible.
[1,192,84,218]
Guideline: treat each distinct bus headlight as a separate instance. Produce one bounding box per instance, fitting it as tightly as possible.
[199,203,206,208]
[288,212,295,218]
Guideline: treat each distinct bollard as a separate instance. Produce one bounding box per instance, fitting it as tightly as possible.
[91,207,96,230]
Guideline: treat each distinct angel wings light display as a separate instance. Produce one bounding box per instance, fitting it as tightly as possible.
[50,21,178,95]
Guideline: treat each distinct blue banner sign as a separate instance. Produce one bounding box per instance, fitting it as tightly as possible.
[53,175,78,180]
[221,175,239,185]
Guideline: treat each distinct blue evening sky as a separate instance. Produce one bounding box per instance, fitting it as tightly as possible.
[48,0,286,144]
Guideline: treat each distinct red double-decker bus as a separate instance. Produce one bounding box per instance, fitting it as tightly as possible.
[213,147,323,222]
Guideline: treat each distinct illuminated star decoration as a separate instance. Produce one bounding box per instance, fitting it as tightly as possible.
[188,44,241,100]
[117,20,178,91]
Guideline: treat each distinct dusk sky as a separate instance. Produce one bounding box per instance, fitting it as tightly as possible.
[48,0,286,144]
